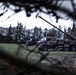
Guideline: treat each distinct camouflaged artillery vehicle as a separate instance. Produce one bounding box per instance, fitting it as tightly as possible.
[37,16,76,51]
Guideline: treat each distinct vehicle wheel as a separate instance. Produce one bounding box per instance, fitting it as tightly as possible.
[64,47,69,51]
[42,46,48,51]
[71,46,76,51]
[53,45,57,51]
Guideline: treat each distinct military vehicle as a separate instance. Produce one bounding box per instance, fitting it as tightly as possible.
[37,37,57,51]
[37,16,76,51]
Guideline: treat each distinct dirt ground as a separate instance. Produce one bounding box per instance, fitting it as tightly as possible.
[1,54,76,75]
[0,57,43,75]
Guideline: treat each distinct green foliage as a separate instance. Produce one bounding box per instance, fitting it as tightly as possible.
[47,28,57,37]
[15,22,25,42]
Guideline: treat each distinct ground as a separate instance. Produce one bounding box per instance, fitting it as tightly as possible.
[0,56,43,75]
[0,44,76,75]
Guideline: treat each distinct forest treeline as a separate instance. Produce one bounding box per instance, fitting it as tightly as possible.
[0,22,76,43]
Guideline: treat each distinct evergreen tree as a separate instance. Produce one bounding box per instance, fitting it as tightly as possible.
[6,25,13,43]
[15,22,24,43]
[64,27,67,39]
[57,25,62,39]
[8,24,12,36]
[71,22,76,31]
[47,28,57,37]
[44,28,48,37]
[38,27,42,39]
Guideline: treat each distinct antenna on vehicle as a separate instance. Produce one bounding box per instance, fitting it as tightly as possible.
[37,16,76,40]
[36,13,39,18]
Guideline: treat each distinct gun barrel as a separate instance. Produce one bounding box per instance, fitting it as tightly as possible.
[38,16,76,40]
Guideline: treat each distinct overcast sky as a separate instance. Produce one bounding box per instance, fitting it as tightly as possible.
[0,1,74,30]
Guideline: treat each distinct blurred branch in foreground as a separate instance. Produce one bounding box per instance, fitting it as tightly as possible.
[0,0,76,22]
